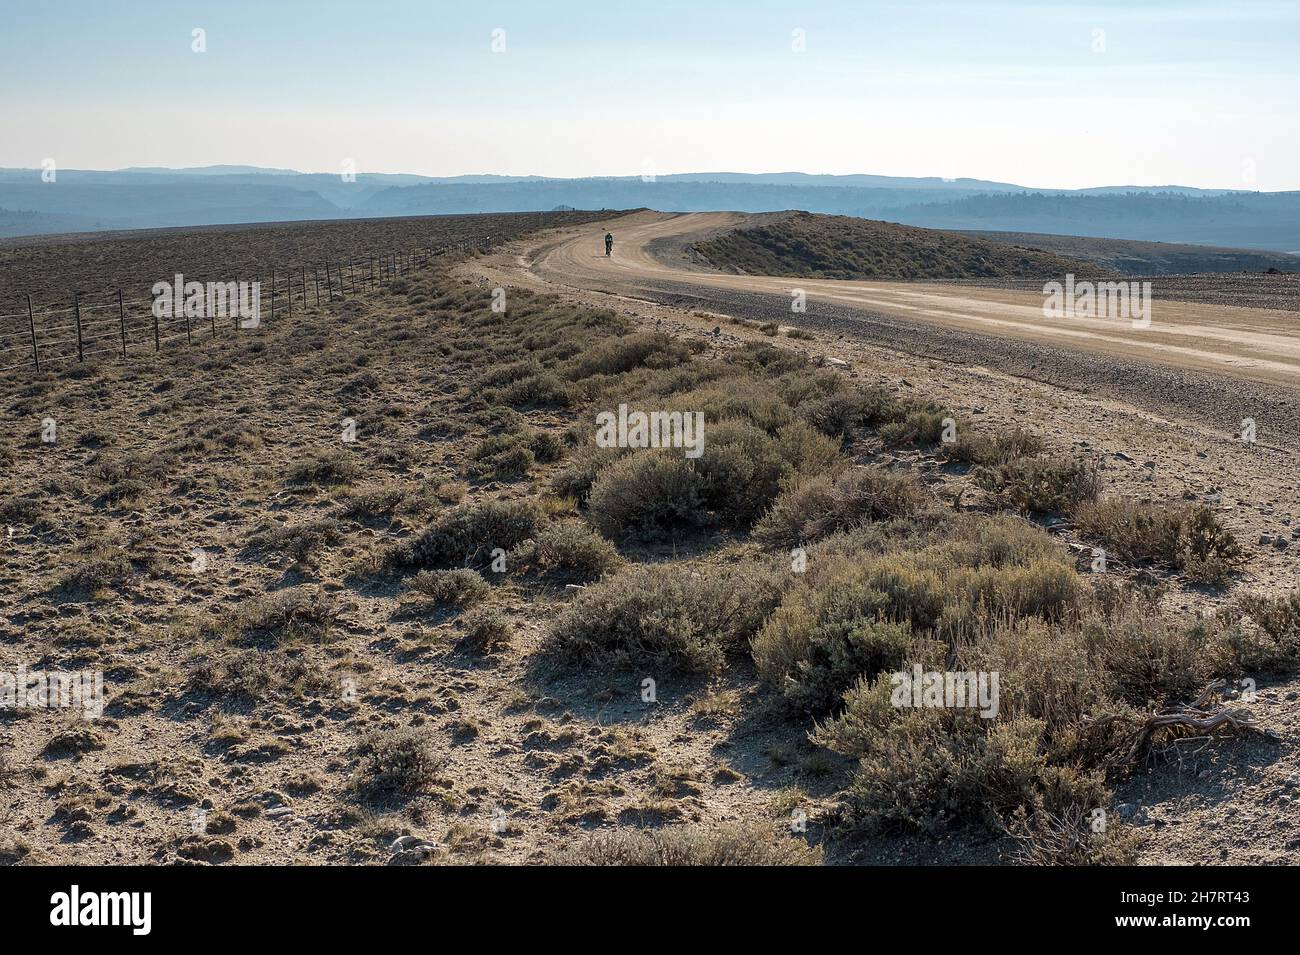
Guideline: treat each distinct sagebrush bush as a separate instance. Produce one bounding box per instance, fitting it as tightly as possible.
[1074,499,1240,583]
[459,605,512,653]
[510,521,620,580]
[247,518,342,566]
[585,450,706,539]
[945,428,1044,466]
[352,729,443,802]
[286,448,360,486]
[549,562,784,674]
[565,332,695,380]
[799,562,1256,839]
[185,649,332,701]
[235,588,338,644]
[555,823,822,865]
[584,419,843,539]
[469,433,535,479]
[388,499,539,570]
[753,467,926,548]
[976,455,1101,514]
[406,568,490,607]
[1213,591,1300,673]
[499,371,575,408]
[55,546,133,593]
[550,445,625,502]
[879,407,949,448]
[754,539,1078,709]
[815,679,1108,837]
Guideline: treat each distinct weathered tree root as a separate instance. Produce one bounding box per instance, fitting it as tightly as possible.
[1115,680,1280,766]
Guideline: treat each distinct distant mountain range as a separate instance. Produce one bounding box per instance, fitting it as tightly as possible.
[1,166,1296,252]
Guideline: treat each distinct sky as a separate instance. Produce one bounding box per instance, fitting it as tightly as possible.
[2,0,1298,190]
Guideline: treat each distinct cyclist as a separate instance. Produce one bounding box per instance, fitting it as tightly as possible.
[604,232,613,256]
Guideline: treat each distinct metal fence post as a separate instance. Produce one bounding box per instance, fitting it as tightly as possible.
[74,292,84,362]
[26,294,39,371]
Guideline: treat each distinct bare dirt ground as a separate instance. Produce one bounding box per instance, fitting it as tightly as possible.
[461,211,1300,865]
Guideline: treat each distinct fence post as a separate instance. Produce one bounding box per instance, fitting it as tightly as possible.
[271,270,276,322]
[153,298,161,351]
[73,292,84,363]
[118,289,127,358]
[313,267,320,306]
[26,294,39,371]
[286,271,292,319]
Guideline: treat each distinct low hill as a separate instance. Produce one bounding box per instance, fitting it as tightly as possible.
[693,211,1091,280]
[958,229,1300,276]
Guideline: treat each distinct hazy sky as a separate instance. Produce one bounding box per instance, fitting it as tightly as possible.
[3,0,1297,189]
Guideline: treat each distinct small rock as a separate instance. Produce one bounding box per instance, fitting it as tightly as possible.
[390,835,437,853]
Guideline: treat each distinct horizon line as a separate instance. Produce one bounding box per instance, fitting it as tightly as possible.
[0,164,1290,194]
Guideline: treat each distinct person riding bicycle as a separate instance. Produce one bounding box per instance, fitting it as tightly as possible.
[604,232,613,256]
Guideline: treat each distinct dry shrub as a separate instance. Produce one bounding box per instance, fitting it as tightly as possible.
[247,518,342,566]
[388,499,540,570]
[753,467,927,549]
[555,823,821,866]
[185,650,332,701]
[944,427,1044,466]
[459,605,512,653]
[1075,499,1240,583]
[584,419,843,540]
[548,562,784,674]
[351,729,444,802]
[286,448,360,486]
[235,588,338,645]
[406,568,490,607]
[565,332,694,380]
[879,407,949,448]
[510,521,620,580]
[976,455,1101,514]
[754,535,1079,711]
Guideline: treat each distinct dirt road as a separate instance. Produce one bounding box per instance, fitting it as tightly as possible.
[502,210,1300,444]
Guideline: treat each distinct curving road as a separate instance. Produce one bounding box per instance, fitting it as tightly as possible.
[522,210,1300,389]
[472,209,1300,441]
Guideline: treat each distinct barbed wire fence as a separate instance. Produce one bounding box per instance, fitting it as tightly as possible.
[0,235,494,373]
